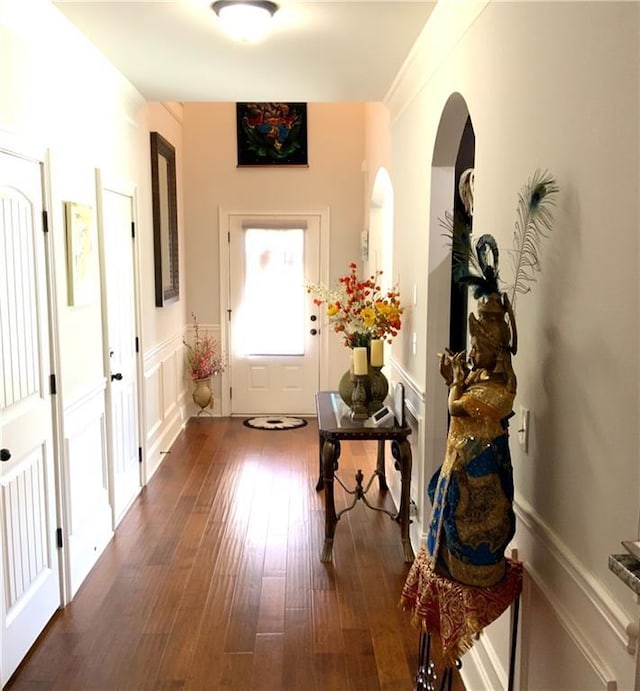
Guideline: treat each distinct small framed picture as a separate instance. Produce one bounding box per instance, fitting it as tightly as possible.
[236,102,308,166]
[64,201,96,306]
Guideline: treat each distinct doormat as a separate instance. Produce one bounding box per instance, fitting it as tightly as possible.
[243,416,308,431]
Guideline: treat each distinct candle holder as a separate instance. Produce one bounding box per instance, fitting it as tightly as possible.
[369,366,389,414]
[350,375,369,421]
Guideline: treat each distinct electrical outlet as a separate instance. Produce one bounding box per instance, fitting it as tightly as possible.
[517,406,529,452]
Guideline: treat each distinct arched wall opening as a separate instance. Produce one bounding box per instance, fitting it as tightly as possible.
[368,167,394,287]
[421,92,475,531]
[367,167,395,372]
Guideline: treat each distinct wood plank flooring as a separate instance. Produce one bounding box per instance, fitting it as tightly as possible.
[7,417,464,691]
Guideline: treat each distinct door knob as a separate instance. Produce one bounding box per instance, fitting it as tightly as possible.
[0,448,11,462]
[310,328,318,336]
[310,315,317,322]
[111,372,123,381]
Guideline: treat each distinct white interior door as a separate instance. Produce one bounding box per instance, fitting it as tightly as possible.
[228,214,321,415]
[98,180,140,527]
[0,150,61,684]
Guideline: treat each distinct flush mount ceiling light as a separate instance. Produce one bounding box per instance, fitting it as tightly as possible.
[211,1,279,43]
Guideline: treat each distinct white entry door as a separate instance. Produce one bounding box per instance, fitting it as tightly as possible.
[228,213,322,415]
[0,150,61,684]
[98,178,141,528]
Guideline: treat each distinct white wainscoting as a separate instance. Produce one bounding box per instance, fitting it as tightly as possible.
[460,497,636,691]
[63,382,113,598]
[143,334,188,481]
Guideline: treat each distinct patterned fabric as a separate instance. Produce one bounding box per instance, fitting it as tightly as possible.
[400,548,523,667]
[426,376,516,587]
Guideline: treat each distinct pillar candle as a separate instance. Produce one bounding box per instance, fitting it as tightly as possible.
[370,339,384,367]
[353,347,368,375]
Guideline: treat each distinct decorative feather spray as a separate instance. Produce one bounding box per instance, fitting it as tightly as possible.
[507,169,559,309]
[443,168,559,308]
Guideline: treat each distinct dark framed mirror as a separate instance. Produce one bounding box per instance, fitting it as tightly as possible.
[150,131,179,306]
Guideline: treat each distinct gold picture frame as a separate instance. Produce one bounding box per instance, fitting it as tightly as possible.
[64,201,96,306]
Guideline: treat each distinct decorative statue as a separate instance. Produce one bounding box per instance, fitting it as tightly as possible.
[428,261,517,587]
[401,170,559,675]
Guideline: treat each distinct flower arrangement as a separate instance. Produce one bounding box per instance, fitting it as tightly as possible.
[307,262,403,348]
[183,313,226,380]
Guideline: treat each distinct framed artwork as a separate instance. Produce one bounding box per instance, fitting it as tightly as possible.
[236,102,308,166]
[64,201,96,306]
[150,132,179,306]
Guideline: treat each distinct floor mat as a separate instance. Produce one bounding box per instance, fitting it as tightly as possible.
[243,416,308,431]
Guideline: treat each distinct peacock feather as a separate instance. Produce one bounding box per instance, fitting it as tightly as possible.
[507,169,559,308]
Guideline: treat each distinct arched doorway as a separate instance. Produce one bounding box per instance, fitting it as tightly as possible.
[368,167,394,287]
[422,93,475,503]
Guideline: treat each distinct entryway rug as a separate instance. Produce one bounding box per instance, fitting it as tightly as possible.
[243,416,308,431]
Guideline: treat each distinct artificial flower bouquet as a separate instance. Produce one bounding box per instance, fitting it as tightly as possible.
[307,262,403,348]
[183,313,226,380]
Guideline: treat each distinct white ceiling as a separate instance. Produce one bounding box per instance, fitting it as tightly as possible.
[51,1,436,102]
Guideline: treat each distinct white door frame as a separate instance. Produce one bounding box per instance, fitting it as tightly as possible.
[95,170,145,514]
[218,207,331,416]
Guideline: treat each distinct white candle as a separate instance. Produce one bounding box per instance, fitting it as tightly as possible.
[353,347,368,375]
[370,339,383,367]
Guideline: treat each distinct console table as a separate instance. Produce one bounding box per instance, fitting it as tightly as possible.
[315,391,414,563]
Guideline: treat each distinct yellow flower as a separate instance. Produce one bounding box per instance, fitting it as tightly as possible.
[375,301,391,315]
[327,303,340,317]
[360,307,376,327]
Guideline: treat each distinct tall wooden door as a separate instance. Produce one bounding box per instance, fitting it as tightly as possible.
[0,150,61,684]
[98,177,141,527]
[227,213,322,415]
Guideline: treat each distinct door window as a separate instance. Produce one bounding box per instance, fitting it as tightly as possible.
[237,227,305,356]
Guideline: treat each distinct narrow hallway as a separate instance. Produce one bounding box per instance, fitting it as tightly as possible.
[6,418,464,690]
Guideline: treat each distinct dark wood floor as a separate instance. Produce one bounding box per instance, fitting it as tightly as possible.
[7,417,464,690]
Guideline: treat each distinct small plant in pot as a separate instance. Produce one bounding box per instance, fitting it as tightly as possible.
[183,313,226,415]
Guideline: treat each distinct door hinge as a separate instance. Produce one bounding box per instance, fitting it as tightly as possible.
[229,387,232,400]
[227,309,232,321]
[131,221,136,238]
[228,231,231,243]
[56,528,63,549]
[138,447,143,464]
[50,373,57,395]
[135,336,139,353]
[42,209,49,233]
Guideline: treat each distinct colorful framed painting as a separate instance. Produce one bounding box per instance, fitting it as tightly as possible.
[64,201,96,306]
[236,102,308,166]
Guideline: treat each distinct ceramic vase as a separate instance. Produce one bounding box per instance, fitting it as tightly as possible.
[338,350,388,416]
[192,377,213,415]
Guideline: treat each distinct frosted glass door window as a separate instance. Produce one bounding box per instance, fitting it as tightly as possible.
[240,228,305,355]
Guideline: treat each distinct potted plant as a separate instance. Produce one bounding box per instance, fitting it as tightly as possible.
[183,313,226,415]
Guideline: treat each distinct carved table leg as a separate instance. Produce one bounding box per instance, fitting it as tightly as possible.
[316,430,327,491]
[376,439,389,491]
[392,437,414,563]
[320,437,340,562]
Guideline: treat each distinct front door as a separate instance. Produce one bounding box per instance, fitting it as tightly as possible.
[98,178,141,527]
[228,213,322,415]
[0,150,61,684]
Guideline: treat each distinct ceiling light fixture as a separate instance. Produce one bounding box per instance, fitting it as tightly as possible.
[211,1,279,43]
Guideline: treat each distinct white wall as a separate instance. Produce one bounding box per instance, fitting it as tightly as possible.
[181,102,366,390]
[369,1,640,689]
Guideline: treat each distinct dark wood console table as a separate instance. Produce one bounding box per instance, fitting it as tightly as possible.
[315,391,414,564]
